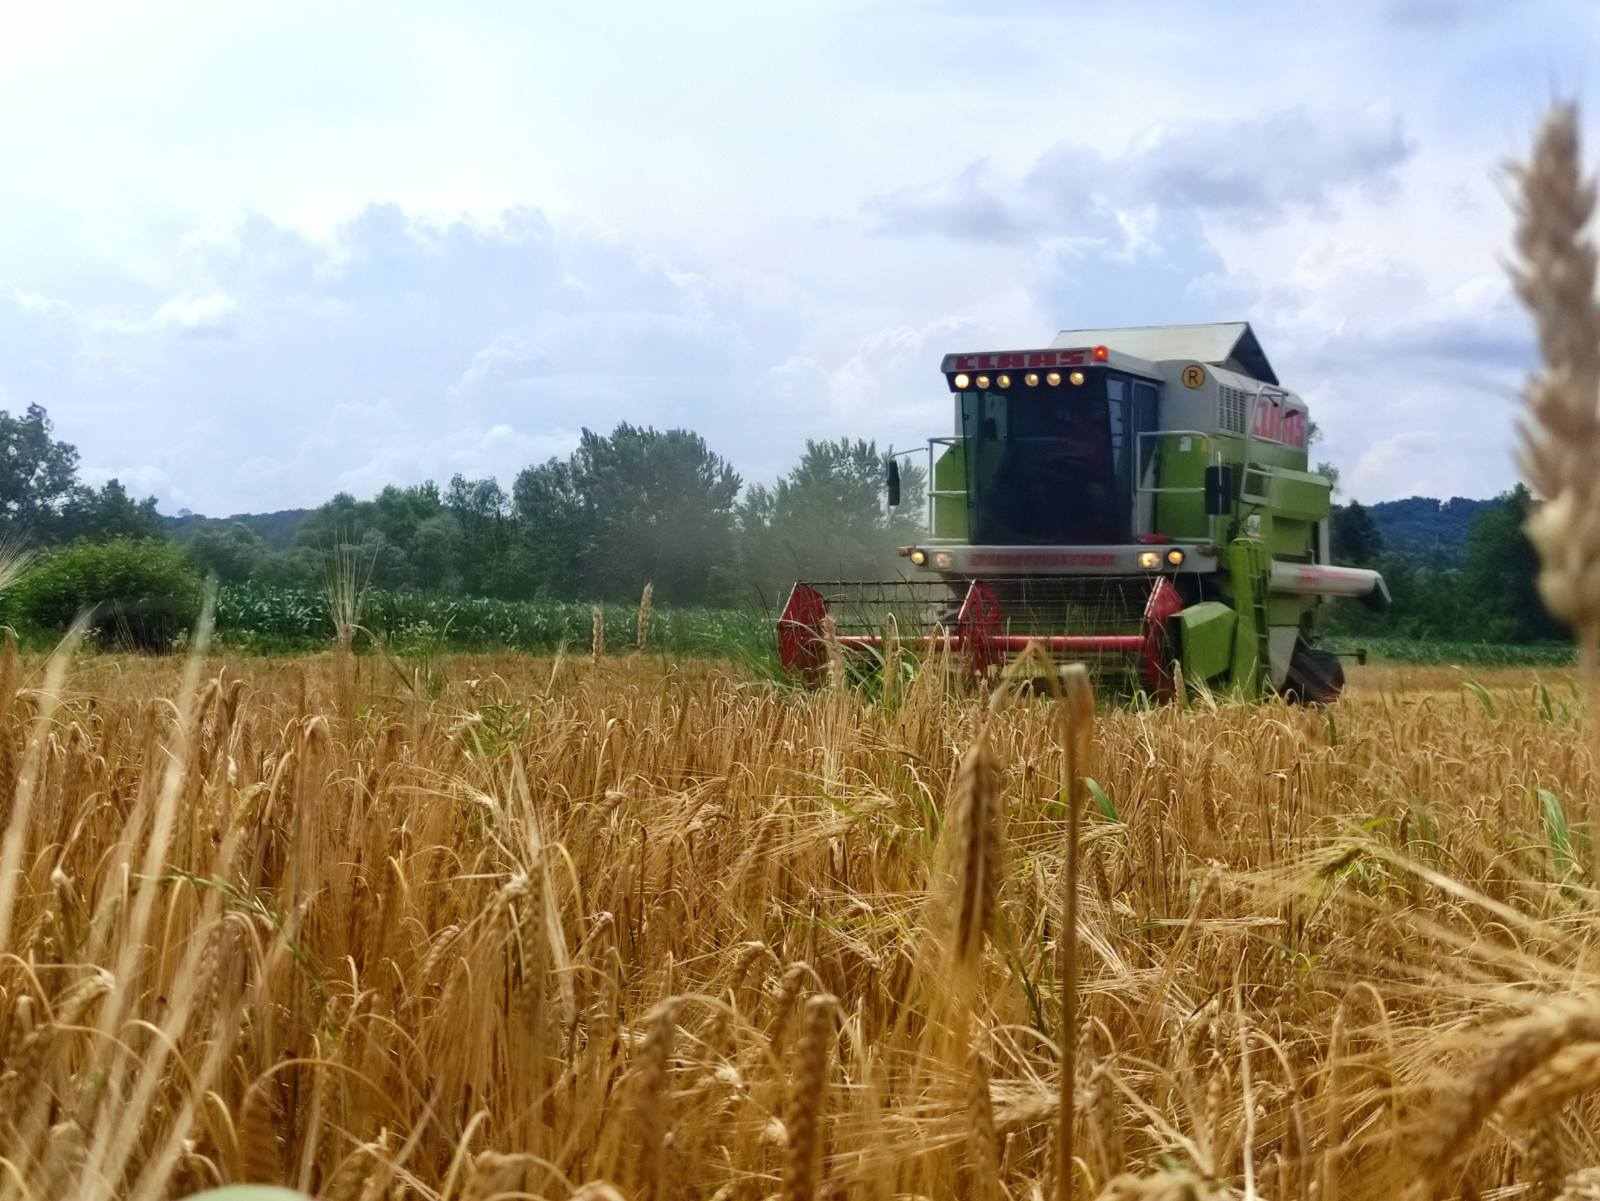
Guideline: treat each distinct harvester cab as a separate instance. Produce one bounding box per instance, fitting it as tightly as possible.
[777,321,1388,701]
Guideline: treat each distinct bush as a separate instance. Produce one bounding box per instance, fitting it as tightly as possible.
[14,538,205,650]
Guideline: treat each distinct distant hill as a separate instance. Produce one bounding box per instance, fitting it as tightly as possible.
[1364,495,1497,564]
[163,508,312,549]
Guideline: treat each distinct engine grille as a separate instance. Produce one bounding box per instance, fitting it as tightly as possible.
[1218,385,1251,434]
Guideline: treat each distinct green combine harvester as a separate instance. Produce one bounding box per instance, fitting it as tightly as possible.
[777,322,1388,701]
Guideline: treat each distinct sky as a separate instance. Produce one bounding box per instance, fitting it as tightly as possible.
[0,0,1596,516]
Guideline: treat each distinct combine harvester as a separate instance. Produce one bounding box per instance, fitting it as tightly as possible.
[777,322,1387,702]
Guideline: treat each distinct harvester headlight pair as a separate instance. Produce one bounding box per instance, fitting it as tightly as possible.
[1138,548,1187,570]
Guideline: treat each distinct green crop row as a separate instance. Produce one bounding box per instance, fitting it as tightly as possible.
[10,577,1576,673]
[1323,634,1574,667]
[211,584,777,661]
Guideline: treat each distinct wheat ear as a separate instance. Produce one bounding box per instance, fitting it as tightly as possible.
[633,999,674,1201]
[966,1038,1000,1201]
[1057,664,1095,1201]
[1421,996,1600,1197]
[636,581,653,651]
[946,731,1002,976]
[783,994,836,1201]
[1514,104,1600,634]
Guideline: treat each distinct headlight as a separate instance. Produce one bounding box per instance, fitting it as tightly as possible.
[933,551,954,570]
[1068,370,1085,386]
[909,549,928,566]
[1024,372,1039,386]
[1166,548,1186,567]
[1045,371,1061,386]
[975,374,990,389]
[953,373,969,389]
[1138,551,1160,570]
[995,373,1011,388]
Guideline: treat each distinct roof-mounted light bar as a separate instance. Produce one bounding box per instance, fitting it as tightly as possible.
[942,345,1112,391]
[946,368,1089,391]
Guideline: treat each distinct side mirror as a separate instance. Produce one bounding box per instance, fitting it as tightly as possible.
[1204,464,1234,516]
[886,457,901,508]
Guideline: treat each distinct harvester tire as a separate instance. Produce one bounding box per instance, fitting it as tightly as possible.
[1281,641,1344,705]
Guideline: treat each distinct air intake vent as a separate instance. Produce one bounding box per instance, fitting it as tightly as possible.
[1218,386,1250,434]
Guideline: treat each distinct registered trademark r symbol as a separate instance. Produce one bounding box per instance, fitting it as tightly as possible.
[1181,364,1206,389]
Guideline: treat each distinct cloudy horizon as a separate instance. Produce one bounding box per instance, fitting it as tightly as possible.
[2,0,1595,517]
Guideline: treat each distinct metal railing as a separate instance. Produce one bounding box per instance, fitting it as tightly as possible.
[1135,429,1215,542]
[925,435,964,543]
[1135,429,1213,497]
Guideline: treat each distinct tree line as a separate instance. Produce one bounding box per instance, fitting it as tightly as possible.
[0,405,166,545]
[2,405,927,608]
[1329,487,1565,643]
[0,402,1565,639]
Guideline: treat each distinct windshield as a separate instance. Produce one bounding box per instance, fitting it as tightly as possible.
[958,369,1151,544]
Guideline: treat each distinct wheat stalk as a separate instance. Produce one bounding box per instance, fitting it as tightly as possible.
[1527,1117,1564,1201]
[1421,996,1600,1197]
[0,537,36,597]
[1511,102,1600,888]
[944,731,1002,978]
[1559,1168,1600,1201]
[636,581,654,651]
[1057,664,1094,1201]
[235,1076,282,1184]
[322,535,373,651]
[966,1038,1000,1201]
[633,999,675,1201]
[783,994,836,1201]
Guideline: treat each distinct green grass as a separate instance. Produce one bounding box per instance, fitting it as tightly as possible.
[1324,634,1575,667]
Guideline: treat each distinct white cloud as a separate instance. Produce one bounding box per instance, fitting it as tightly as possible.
[78,462,194,511]
[152,292,237,334]
[0,0,1595,512]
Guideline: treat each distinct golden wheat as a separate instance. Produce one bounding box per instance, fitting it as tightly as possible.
[3,105,1599,1194]
[0,647,1587,1200]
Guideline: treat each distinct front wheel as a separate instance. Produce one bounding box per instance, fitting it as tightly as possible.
[1280,639,1345,704]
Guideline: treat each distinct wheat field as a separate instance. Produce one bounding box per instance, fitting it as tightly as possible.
[0,631,1594,1201]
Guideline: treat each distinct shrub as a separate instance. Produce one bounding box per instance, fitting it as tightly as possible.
[15,538,205,650]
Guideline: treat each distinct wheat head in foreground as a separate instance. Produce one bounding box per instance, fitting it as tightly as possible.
[1514,102,1600,649]
[1420,996,1600,1198]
